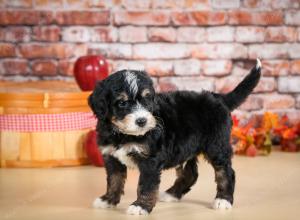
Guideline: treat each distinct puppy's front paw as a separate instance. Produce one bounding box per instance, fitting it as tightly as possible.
[92,197,114,209]
[212,198,232,210]
[159,192,179,202]
[126,205,149,215]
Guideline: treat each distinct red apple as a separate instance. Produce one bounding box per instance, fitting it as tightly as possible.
[84,130,104,167]
[246,145,257,157]
[74,55,109,91]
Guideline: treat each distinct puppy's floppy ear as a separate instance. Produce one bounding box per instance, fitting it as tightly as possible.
[88,81,108,119]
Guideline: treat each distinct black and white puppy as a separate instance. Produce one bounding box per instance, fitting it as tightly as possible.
[89,59,262,215]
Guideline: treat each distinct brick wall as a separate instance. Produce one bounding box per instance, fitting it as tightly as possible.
[0,0,300,121]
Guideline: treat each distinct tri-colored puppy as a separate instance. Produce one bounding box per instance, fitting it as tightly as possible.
[89,59,261,215]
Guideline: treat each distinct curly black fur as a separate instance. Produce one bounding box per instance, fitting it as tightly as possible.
[89,61,261,214]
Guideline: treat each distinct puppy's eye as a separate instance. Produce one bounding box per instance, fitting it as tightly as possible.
[117,100,128,108]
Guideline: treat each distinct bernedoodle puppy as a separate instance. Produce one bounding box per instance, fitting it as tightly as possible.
[88,59,261,215]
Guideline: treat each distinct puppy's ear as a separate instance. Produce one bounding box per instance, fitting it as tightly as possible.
[88,81,108,119]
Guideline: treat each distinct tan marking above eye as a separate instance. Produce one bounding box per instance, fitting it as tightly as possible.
[141,89,151,97]
[116,92,129,101]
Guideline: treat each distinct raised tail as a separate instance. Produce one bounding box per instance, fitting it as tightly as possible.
[221,58,261,111]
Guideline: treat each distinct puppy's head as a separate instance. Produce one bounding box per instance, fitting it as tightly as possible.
[89,70,157,136]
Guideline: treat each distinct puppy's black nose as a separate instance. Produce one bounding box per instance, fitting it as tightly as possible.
[135,117,147,127]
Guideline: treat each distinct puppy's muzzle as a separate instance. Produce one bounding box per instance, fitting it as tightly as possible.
[112,106,156,136]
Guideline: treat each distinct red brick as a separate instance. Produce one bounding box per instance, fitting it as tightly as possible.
[177,27,205,42]
[32,26,60,42]
[0,43,16,57]
[278,77,300,93]
[249,44,288,59]
[119,26,147,43]
[262,94,295,109]
[58,59,75,76]
[207,26,234,42]
[215,77,275,93]
[235,26,265,43]
[2,59,29,75]
[159,76,214,92]
[19,43,75,59]
[6,0,33,8]
[145,61,173,76]
[191,43,247,59]
[148,28,176,42]
[4,27,30,42]
[0,10,53,25]
[229,10,283,25]
[212,0,240,9]
[174,59,201,76]
[239,95,263,111]
[133,43,189,59]
[202,60,232,76]
[172,11,226,25]
[192,11,227,25]
[91,27,118,42]
[56,11,110,25]
[265,27,297,42]
[31,59,57,76]
[88,44,132,59]
[290,60,300,75]
[35,0,63,8]
[262,60,289,76]
[242,0,272,8]
[114,11,170,26]
[285,10,300,25]
[62,27,90,42]
[289,44,300,59]
[121,0,150,9]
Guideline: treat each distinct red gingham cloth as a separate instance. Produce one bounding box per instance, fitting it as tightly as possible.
[0,112,97,132]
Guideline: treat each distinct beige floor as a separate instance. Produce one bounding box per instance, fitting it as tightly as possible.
[0,152,300,220]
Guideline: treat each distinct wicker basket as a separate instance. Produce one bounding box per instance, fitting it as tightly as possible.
[0,81,95,168]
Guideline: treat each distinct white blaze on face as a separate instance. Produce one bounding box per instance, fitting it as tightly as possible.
[124,71,138,97]
[112,102,156,136]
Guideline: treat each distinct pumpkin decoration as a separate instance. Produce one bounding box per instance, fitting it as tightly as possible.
[84,130,104,167]
[74,55,109,91]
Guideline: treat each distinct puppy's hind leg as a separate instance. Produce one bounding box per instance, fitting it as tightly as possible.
[93,156,127,209]
[160,157,198,202]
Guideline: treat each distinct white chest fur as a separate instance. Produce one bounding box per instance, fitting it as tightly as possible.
[101,143,148,169]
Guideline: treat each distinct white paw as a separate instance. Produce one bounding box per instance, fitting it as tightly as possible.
[126,205,149,215]
[212,198,232,210]
[92,197,114,209]
[159,192,179,202]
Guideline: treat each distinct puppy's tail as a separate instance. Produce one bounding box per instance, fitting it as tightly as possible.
[221,58,261,111]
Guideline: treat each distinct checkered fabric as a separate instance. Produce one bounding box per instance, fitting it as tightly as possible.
[0,112,97,132]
